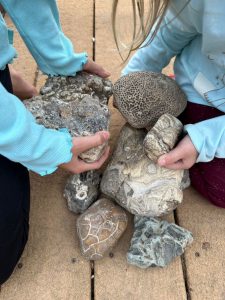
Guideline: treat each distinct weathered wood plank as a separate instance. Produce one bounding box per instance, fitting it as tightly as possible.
[94,1,187,299]
[1,1,93,299]
[177,187,225,299]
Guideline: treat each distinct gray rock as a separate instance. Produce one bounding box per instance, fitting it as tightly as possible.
[64,171,101,214]
[143,113,183,163]
[180,169,191,190]
[127,216,193,268]
[113,71,187,129]
[24,72,113,162]
[77,198,128,260]
[101,124,184,217]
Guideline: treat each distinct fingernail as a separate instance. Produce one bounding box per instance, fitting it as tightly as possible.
[158,157,166,166]
[98,131,110,140]
[103,71,111,77]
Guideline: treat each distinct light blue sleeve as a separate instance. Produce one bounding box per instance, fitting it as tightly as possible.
[0,83,73,175]
[122,0,197,75]
[184,116,225,162]
[1,0,87,76]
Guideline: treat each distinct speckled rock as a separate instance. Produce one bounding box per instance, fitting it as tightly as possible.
[24,72,113,162]
[143,113,183,162]
[127,216,193,268]
[101,124,183,217]
[63,171,101,214]
[77,198,128,260]
[113,71,187,129]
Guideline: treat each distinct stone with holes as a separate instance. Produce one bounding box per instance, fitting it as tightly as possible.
[64,171,101,214]
[77,198,128,260]
[143,113,183,163]
[24,72,113,162]
[101,124,184,217]
[127,216,193,268]
[113,71,187,129]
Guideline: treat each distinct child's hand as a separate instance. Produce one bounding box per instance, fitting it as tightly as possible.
[60,131,110,174]
[157,135,198,170]
[83,59,111,78]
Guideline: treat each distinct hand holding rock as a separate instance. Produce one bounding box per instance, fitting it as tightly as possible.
[60,131,110,174]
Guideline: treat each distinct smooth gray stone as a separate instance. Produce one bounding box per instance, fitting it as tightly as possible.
[64,171,101,214]
[127,216,193,268]
[113,71,187,129]
[24,72,113,162]
[101,124,183,217]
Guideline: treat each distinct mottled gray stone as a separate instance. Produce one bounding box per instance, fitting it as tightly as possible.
[63,171,101,214]
[77,198,128,260]
[113,71,187,129]
[101,124,184,217]
[127,216,193,268]
[180,169,191,190]
[143,113,183,163]
[24,72,113,162]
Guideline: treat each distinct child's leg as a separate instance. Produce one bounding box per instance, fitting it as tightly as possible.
[0,155,30,284]
[179,102,225,207]
[190,159,225,208]
[0,4,5,16]
[8,65,38,100]
[0,66,30,284]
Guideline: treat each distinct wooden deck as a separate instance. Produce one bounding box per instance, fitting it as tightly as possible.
[1,1,225,299]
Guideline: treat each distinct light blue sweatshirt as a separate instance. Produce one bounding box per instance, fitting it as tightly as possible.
[0,0,88,175]
[122,0,225,163]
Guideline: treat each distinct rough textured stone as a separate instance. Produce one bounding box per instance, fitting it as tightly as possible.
[127,216,193,268]
[101,124,184,217]
[24,72,113,162]
[113,71,187,129]
[143,113,183,163]
[77,198,128,260]
[64,171,101,214]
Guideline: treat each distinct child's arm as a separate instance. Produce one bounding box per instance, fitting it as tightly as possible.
[1,0,95,76]
[122,0,198,75]
[0,83,109,175]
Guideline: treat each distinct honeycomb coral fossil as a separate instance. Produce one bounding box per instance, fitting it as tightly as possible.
[113,71,187,129]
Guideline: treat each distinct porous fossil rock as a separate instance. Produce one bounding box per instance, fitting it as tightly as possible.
[143,113,183,163]
[77,198,128,260]
[24,72,113,162]
[64,171,101,214]
[113,71,187,129]
[101,124,183,217]
[127,216,193,268]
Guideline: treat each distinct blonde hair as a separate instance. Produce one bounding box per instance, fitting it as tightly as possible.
[112,0,170,60]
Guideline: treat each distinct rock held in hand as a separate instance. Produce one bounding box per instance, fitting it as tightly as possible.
[101,124,184,217]
[143,113,183,162]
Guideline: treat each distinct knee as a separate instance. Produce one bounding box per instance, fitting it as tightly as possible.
[206,185,225,208]
[0,224,29,285]
[190,165,225,208]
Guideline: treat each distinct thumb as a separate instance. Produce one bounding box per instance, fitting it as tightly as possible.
[73,131,110,154]
[158,148,183,167]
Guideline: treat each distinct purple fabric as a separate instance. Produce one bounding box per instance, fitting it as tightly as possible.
[179,102,225,208]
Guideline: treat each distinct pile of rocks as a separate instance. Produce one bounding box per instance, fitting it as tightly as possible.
[25,71,193,268]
